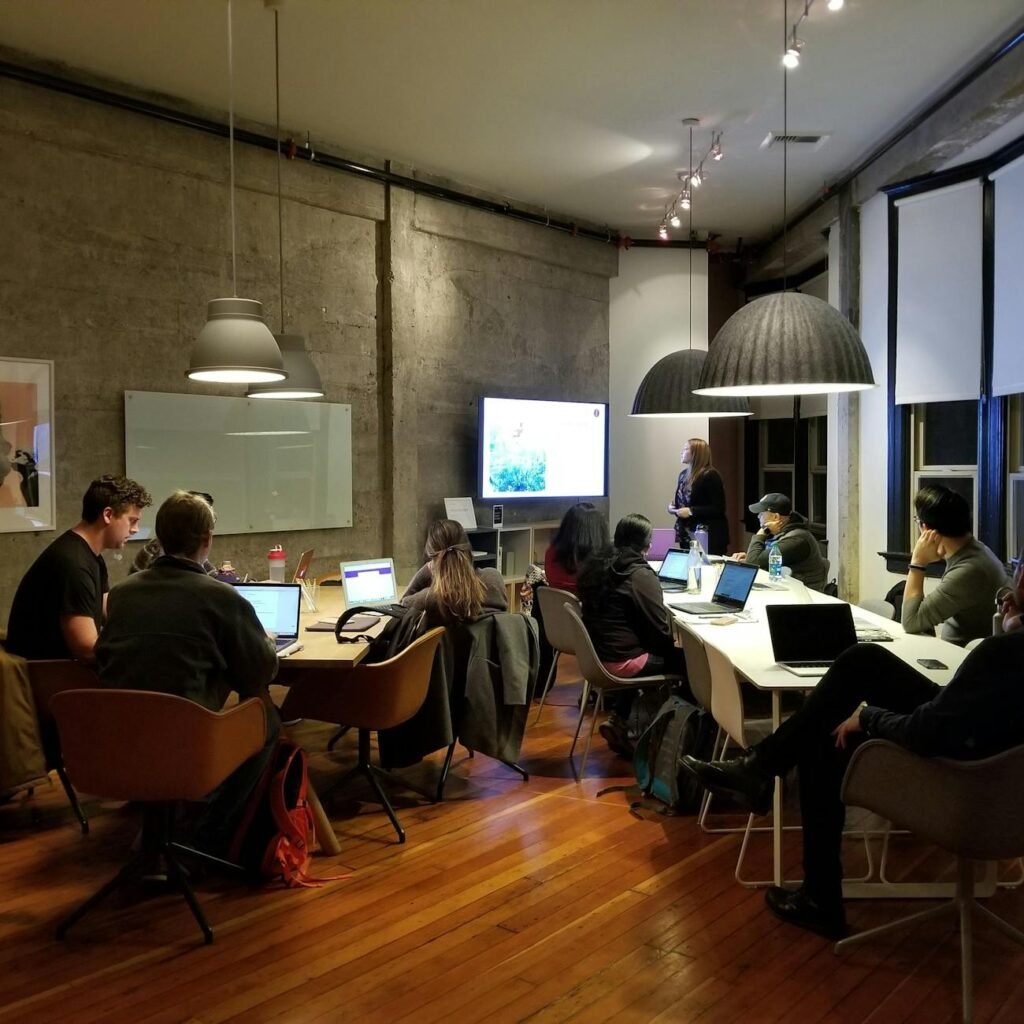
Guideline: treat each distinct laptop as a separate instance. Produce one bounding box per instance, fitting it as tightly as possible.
[670,561,758,615]
[292,547,315,582]
[235,582,303,656]
[767,603,859,677]
[341,558,399,608]
[657,548,691,591]
[647,528,676,562]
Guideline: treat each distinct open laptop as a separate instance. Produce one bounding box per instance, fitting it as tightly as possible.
[235,582,303,656]
[292,547,315,582]
[767,603,859,677]
[669,561,758,615]
[340,558,399,608]
[656,548,691,592]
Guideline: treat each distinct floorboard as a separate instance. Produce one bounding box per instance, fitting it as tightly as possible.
[1,659,1022,1023]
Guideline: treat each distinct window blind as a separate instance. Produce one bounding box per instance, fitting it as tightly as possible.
[991,154,1024,398]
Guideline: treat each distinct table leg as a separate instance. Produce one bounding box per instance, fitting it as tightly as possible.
[772,691,783,888]
[307,777,341,856]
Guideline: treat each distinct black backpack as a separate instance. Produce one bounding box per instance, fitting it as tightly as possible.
[334,604,426,663]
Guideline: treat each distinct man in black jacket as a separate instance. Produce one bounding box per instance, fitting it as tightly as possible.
[737,492,828,591]
[683,549,1024,939]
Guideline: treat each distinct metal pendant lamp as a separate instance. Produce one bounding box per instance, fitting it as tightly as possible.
[631,122,750,418]
[188,0,286,385]
[248,8,324,400]
[694,0,875,400]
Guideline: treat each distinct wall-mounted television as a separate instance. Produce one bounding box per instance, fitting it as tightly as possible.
[478,397,608,500]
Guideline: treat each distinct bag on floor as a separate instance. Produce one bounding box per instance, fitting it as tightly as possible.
[228,740,344,888]
[335,604,426,664]
[631,694,718,815]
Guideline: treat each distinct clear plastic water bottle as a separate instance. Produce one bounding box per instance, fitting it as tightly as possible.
[687,540,702,593]
[768,541,783,581]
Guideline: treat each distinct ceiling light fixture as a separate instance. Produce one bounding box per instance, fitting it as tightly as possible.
[782,36,802,68]
[247,5,325,400]
[827,0,844,10]
[711,135,723,161]
[188,0,285,385]
[658,223,669,241]
[670,212,682,229]
[696,0,874,399]
[632,121,751,419]
[680,190,691,210]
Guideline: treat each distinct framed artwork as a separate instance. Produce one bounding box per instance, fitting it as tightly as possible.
[0,357,55,533]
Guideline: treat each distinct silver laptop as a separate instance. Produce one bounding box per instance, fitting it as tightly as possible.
[340,558,399,608]
[235,582,303,656]
[657,548,691,592]
[670,562,758,615]
[767,603,859,677]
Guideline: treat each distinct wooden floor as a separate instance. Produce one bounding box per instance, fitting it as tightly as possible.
[2,660,1024,1024]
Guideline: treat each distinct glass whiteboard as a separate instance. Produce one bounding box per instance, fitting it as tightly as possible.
[125,391,352,536]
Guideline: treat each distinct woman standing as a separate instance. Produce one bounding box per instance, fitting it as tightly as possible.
[669,437,729,555]
[402,519,508,627]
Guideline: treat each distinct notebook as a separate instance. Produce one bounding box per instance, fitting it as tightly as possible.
[657,548,690,592]
[670,562,758,615]
[767,603,858,677]
[235,582,303,656]
[341,558,399,608]
[647,529,676,562]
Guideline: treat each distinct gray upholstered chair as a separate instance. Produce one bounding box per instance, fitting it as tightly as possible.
[836,739,1024,1024]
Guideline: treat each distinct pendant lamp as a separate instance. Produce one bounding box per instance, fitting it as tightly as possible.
[188,0,286,385]
[248,8,324,400]
[694,1,874,399]
[631,121,750,418]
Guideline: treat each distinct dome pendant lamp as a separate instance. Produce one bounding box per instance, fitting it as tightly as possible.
[188,0,286,385]
[631,121,750,418]
[248,7,324,400]
[694,0,874,399]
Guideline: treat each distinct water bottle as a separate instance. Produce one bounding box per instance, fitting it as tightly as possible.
[687,540,702,593]
[768,541,783,581]
[267,544,287,583]
[694,524,709,560]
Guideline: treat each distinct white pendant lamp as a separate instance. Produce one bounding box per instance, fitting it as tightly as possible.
[188,0,286,385]
[248,8,323,400]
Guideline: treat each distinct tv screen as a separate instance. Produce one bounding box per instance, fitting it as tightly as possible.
[479,397,608,500]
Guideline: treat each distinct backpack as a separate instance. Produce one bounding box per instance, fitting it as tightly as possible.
[228,740,346,888]
[600,695,717,815]
[335,603,426,663]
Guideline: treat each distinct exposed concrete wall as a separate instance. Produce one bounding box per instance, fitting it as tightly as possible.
[0,76,615,612]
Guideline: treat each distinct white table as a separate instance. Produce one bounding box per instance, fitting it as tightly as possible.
[669,569,973,897]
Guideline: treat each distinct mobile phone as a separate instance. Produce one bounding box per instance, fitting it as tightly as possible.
[916,658,947,670]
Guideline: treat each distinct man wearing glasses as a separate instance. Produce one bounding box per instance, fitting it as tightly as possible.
[902,485,1010,645]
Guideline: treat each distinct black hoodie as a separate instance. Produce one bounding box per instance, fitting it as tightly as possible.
[580,548,676,663]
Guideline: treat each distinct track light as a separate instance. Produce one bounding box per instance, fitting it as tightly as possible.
[783,44,801,68]
[711,138,723,161]
[690,169,702,188]
[680,190,691,210]
[658,223,669,241]
[827,0,844,9]
[670,212,682,229]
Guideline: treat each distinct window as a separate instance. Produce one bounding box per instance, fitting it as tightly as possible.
[756,416,828,527]
[910,401,978,548]
[760,419,793,506]
[809,418,828,527]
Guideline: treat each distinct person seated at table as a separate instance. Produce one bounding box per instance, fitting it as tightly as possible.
[95,490,279,856]
[130,491,217,575]
[682,548,1024,940]
[543,502,611,595]
[901,484,1009,645]
[5,475,152,662]
[402,519,508,627]
[577,513,688,757]
[735,492,827,591]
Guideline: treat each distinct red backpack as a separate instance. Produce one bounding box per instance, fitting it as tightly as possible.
[229,740,346,888]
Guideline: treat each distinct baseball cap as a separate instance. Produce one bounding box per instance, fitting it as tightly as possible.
[748,492,792,515]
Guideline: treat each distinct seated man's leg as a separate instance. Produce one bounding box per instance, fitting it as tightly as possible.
[193,708,282,857]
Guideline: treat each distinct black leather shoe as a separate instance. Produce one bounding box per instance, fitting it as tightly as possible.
[598,716,634,758]
[679,752,773,816]
[765,886,847,940]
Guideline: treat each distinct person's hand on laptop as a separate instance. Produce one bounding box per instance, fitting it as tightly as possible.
[732,552,747,562]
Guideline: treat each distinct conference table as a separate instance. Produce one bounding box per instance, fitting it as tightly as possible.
[666,567,975,898]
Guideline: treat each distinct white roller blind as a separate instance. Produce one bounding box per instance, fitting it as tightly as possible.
[894,180,983,405]
[991,154,1024,398]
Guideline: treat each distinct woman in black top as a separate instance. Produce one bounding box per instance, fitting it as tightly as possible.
[669,437,729,555]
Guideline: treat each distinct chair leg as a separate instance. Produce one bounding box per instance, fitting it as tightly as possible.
[959,858,974,1024]
[975,903,1024,946]
[55,858,140,939]
[365,765,405,844]
[533,652,559,724]
[436,742,457,803]
[578,691,603,777]
[834,902,956,953]
[568,681,591,760]
[165,849,214,945]
[326,725,351,752]
[998,857,1024,890]
[56,763,88,834]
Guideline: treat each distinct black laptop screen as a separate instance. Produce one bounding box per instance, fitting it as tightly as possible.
[767,604,859,662]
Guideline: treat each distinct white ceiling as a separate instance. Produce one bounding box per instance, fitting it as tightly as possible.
[1,0,1022,245]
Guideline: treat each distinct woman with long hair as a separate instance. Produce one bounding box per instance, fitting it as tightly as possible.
[402,518,507,626]
[669,437,729,555]
[577,513,688,755]
[544,502,611,594]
